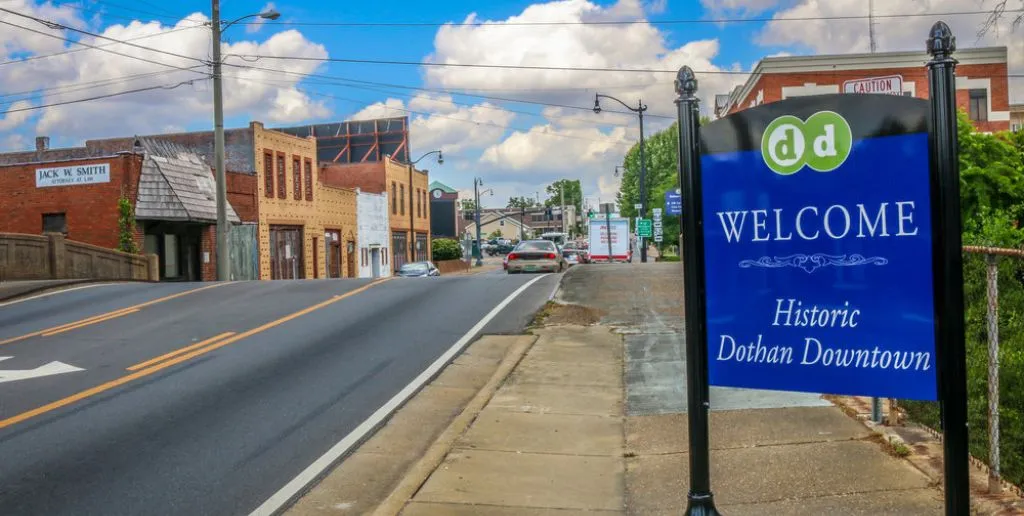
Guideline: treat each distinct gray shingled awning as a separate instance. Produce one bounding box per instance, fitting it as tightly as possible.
[135,138,240,224]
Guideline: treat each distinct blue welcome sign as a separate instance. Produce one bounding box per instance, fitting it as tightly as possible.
[700,95,938,400]
[665,191,683,215]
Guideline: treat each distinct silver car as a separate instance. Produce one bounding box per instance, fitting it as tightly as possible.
[507,240,565,274]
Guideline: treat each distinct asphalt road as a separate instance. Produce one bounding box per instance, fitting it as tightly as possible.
[0,272,558,515]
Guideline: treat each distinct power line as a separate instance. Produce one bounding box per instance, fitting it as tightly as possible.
[0,8,207,67]
[1,78,207,114]
[226,53,1024,79]
[235,8,1024,27]
[1,67,205,105]
[220,61,673,119]
[233,77,637,148]
[229,73,641,128]
[90,0,184,21]
[0,18,206,74]
[0,24,203,67]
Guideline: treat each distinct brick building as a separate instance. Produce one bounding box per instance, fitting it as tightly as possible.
[716,47,1011,132]
[253,125,358,280]
[0,137,235,281]
[279,117,432,271]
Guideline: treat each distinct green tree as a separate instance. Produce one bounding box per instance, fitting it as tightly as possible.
[507,196,538,208]
[487,229,503,239]
[117,194,139,254]
[545,179,583,215]
[616,122,682,247]
[957,110,1024,226]
[431,238,463,261]
[460,199,477,212]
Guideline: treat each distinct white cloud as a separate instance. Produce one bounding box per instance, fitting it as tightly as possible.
[0,5,330,142]
[757,0,1024,102]
[246,3,277,34]
[350,94,517,155]
[422,0,742,201]
[699,0,784,17]
[0,101,33,130]
[0,134,28,152]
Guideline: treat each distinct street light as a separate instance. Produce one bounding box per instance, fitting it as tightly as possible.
[473,177,493,266]
[408,150,443,262]
[211,3,281,281]
[594,93,649,263]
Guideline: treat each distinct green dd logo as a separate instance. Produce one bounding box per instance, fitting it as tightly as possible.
[761,111,853,175]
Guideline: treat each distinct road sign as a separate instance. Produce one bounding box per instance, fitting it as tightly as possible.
[842,74,904,96]
[636,218,652,237]
[699,94,938,401]
[634,203,642,210]
[664,191,682,215]
[652,208,663,242]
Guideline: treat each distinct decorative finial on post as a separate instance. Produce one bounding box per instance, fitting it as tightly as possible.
[926,21,956,59]
[676,65,698,99]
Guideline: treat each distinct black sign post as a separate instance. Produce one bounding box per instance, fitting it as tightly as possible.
[927,21,970,515]
[672,21,969,515]
[674,66,720,516]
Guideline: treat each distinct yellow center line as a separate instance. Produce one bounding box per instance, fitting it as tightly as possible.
[0,282,231,347]
[126,332,236,371]
[41,309,141,337]
[0,278,391,431]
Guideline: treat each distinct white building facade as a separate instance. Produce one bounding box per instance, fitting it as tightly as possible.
[357,190,391,278]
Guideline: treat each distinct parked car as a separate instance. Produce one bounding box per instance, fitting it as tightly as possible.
[503,253,510,270]
[578,249,591,264]
[397,261,440,277]
[506,240,565,274]
[562,249,580,267]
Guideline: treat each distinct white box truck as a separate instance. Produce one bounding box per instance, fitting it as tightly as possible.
[588,217,631,263]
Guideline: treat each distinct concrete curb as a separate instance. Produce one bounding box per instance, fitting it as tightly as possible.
[371,334,539,516]
[827,395,1024,514]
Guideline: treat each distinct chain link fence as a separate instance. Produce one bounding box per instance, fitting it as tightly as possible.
[892,246,1024,495]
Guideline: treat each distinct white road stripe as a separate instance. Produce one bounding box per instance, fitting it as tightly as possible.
[0,283,111,308]
[249,274,551,516]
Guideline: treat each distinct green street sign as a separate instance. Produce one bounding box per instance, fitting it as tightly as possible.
[637,218,653,237]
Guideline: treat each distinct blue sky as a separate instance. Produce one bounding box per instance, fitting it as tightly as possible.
[1,0,1021,206]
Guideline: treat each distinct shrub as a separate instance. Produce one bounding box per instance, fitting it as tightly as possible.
[432,238,462,261]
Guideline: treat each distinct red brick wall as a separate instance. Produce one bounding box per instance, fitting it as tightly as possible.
[320,162,387,193]
[0,155,143,250]
[729,62,1010,131]
[200,225,216,281]
[227,171,258,222]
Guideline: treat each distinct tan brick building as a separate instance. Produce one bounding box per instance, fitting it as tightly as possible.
[321,157,430,271]
[254,124,358,280]
[716,47,1011,132]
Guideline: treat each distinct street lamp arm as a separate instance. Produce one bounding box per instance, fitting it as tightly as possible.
[220,10,280,30]
[411,149,443,165]
[595,93,647,113]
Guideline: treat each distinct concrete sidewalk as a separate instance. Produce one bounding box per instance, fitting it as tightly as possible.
[360,262,953,515]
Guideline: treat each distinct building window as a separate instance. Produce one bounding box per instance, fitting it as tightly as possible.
[293,157,302,200]
[969,89,988,122]
[1011,122,1021,132]
[400,184,405,216]
[264,152,274,198]
[391,182,397,214]
[416,188,422,217]
[276,154,286,199]
[42,212,67,235]
[304,160,313,201]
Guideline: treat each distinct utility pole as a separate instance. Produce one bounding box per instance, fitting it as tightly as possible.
[594,93,649,262]
[210,3,280,281]
[560,183,566,235]
[474,178,482,267]
[211,0,228,281]
[868,0,877,53]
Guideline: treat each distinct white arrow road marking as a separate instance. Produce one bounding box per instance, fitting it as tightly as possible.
[0,357,84,384]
